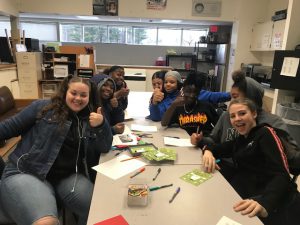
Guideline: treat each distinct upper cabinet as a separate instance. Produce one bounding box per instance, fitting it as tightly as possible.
[250,20,286,51]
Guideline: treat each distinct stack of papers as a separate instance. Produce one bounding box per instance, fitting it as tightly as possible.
[142,147,176,161]
[131,124,157,132]
[163,137,194,147]
[112,133,138,146]
[112,125,138,146]
[92,155,146,180]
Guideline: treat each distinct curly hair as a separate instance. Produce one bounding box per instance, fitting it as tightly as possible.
[232,70,247,94]
[38,76,93,124]
[183,71,205,93]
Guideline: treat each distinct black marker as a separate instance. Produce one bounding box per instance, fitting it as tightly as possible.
[153,167,161,181]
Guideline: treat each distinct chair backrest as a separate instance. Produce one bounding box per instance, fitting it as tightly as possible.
[0,86,15,115]
[0,157,5,178]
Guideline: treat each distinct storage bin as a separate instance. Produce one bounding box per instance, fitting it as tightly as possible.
[276,103,300,146]
[276,103,300,122]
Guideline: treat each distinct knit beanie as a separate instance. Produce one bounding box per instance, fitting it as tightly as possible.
[165,70,182,83]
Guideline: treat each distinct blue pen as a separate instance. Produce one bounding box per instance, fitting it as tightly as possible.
[169,187,180,203]
[215,159,221,163]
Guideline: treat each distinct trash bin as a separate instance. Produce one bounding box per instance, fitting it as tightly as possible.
[276,103,300,146]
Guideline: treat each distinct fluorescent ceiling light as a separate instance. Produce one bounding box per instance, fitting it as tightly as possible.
[76,16,99,20]
[161,19,182,23]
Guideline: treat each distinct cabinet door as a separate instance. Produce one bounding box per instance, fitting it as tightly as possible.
[250,21,273,51]
[270,20,286,50]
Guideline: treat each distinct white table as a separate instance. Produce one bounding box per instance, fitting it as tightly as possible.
[87,165,263,225]
[87,92,263,225]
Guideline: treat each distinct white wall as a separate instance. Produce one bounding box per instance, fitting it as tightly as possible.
[266,0,288,22]
[0,0,18,16]
[225,0,269,91]
[16,0,92,16]
[119,0,238,22]
[17,0,239,21]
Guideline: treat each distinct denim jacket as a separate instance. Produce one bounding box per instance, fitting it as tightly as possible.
[0,100,112,181]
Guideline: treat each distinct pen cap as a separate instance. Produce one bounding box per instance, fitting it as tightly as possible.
[127,184,149,207]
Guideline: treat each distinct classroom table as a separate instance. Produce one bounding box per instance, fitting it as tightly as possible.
[100,118,203,165]
[87,91,263,225]
[87,164,263,225]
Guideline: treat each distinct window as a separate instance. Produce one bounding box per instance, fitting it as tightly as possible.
[182,29,208,46]
[158,28,181,46]
[4,18,216,47]
[20,22,57,41]
[84,25,107,43]
[60,24,83,42]
[108,26,127,43]
[0,21,11,37]
[133,27,157,45]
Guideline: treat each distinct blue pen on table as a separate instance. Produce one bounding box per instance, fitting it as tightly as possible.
[169,187,180,203]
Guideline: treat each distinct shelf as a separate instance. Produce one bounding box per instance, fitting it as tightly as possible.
[197,60,215,63]
[42,45,95,79]
[198,42,228,45]
[166,54,197,73]
[173,68,196,72]
[54,61,76,64]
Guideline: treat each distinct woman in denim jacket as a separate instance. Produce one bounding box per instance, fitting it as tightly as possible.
[0,76,112,225]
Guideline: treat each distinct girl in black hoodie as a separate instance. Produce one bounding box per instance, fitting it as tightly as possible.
[203,98,300,225]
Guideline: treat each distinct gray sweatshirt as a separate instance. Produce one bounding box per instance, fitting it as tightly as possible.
[204,110,289,145]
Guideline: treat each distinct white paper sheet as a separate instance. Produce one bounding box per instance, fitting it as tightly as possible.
[280,57,299,77]
[79,54,90,67]
[163,137,194,147]
[131,124,157,132]
[216,216,242,225]
[112,125,138,146]
[92,155,146,180]
[112,133,138,146]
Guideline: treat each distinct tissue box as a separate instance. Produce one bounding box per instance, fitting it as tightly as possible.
[127,184,148,206]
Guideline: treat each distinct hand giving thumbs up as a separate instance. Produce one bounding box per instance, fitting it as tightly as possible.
[89,107,104,127]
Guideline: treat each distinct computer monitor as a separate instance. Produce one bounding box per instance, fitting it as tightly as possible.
[0,37,14,63]
[25,38,40,52]
[271,50,300,91]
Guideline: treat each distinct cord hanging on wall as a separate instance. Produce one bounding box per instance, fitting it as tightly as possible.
[192,0,222,17]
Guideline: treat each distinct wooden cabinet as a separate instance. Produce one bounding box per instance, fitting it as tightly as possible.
[250,20,286,51]
[43,45,95,79]
[270,20,286,50]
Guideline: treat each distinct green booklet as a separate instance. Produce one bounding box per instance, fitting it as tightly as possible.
[180,169,212,186]
[142,147,177,161]
[129,143,157,156]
